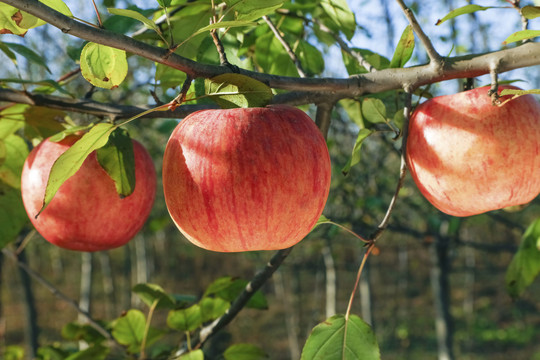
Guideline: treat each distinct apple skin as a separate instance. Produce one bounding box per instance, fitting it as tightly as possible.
[405,85,540,217]
[162,105,331,252]
[21,136,157,251]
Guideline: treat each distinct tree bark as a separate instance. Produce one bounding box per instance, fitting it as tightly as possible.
[430,222,454,360]
[321,244,336,319]
[16,245,39,358]
[78,252,93,350]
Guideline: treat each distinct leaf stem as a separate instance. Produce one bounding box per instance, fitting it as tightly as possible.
[139,299,159,359]
[342,242,375,360]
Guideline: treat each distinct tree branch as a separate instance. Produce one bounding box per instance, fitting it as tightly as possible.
[0,88,217,119]
[177,247,294,355]
[2,248,119,345]
[4,0,540,101]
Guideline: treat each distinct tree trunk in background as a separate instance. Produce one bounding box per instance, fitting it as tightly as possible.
[463,242,476,351]
[97,252,116,318]
[359,261,374,327]
[78,252,93,350]
[17,246,39,358]
[133,235,148,307]
[322,244,336,318]
[430,222,454,360]
[274,269,300,360]
[398,245,409,320]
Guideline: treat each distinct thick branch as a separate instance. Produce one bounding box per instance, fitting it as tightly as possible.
[4,0,540,100]
[0,88,216,119]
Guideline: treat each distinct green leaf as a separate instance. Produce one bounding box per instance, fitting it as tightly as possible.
[0,4,27,35]
[340,99,364,128]
[156,0,172,7]
[313,215,332,229]
[183,20,256,44]
[64,344,109,360]
[155,63,187,91]
[179,349,204,360]
[389,25,414,68]
[224,343,268,360]
[107,8,159,32]
[0,134,28,189]
[203,276,268,309]
[37,346,68,360]
[205,73,273,108]
[0,104,28,139]
[320,0,356,40]
[505,218,540,298]
[40,123,116,216]
[502,30,540,45]
[80,42,128,89]
[112,309,146,353]
[2,42,51,73]
[61,322,107,344]
[0,42,17,64]
[301,314,380,360]
[521,6,540,19]
[0,181,28,248]
[361,98,387,124]
[96,128,135,198]
[341,48,390,75]
[199,296,230,323]
[133,283,176,310]
[436,5,494,25]
[167,304,202,332]
[0,0,73,35]
[4,345,25,360]
[0,78,72,96]
[225,0,284,21]
[23,106,67,140]
[297,40,324,76]
[342,128,373,175]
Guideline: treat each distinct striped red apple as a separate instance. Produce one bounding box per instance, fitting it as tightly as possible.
[163,105,331,252]
[21,135,156,251]
[406,85,540,217]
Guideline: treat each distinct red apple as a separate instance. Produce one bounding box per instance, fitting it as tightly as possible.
[405,85,540,217]
[21,135,156,251]
[162,105,331,252]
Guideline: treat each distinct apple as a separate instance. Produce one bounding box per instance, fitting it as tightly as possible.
[21,135,156,251]
[405,85,540,217]
[162,105,331,252]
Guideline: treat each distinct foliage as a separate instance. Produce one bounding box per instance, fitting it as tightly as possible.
[0,0,539,359]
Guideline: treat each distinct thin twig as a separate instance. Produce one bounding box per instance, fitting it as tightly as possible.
[316,20,376,73]
[175,247,294,356]
[508,0,528,31]
[368,155,407,241]
[2,248,118,344]
[395,0,443,65]
[263,15,307,77]
[368,91,412,241]
[90,0,103,28]
[341,242,375,360]
[169,75,194,110]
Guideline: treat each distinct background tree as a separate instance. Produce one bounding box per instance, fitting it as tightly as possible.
[0,0,539,359]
